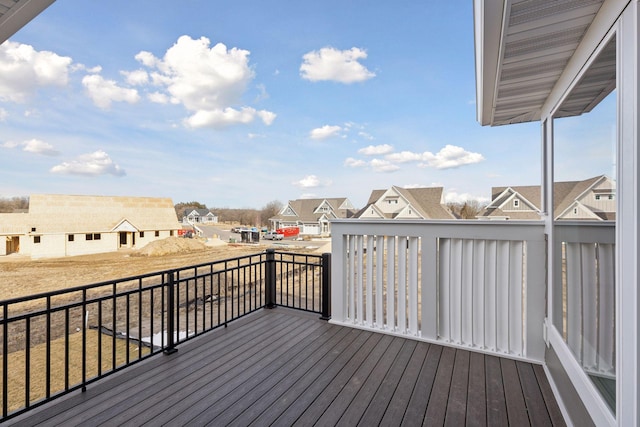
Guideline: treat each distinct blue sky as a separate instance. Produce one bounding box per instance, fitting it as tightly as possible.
[0,1,589,209]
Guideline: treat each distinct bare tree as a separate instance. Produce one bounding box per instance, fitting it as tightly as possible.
[0,196,29,213]
[447,199,486,219]
[260,200,283,227]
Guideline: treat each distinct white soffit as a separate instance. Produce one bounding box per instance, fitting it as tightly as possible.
[476,0,607,126]
[0,0,55,45]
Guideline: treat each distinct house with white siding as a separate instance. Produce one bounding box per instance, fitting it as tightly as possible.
[182,209,218,224]
[355,186,455,220]
[269,198,356,236]
[0,194,181,258]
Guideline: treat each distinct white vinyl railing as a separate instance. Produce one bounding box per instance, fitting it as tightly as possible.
[554,222,616,379]
[330,220,547,362]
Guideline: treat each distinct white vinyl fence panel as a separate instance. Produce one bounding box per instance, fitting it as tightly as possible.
[330,220,546,362]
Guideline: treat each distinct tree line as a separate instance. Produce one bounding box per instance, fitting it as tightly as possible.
[0,196,29,213]
[175,200,283,227]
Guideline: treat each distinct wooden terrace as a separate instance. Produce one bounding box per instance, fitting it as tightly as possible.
[9,308,565,426]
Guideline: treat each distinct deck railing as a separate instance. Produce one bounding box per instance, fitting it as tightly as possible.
[0,249,329,422]
[553,222,616,382]
[330,219,547,363]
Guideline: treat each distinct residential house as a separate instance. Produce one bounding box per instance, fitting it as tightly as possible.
[269,198,356,236]
[480,175,616,220]
[355,186,455,220]
[0,194,181,258]
[183,208,218,224]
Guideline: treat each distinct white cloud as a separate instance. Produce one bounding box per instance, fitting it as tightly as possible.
[0,108,6,121]
[22,139,60,156]
[370,159,400,173]
[344,157,366,168]
[148,91,169,104]
[300,47,375,83]
[0,41,72,103]
[121,69,149,85]
[51,150,126,176]
[444,191,490,205]
[419,144,485,169]
[358,144,393,156]
[2,138,59,156]
[385,151,423,163]
[184,107,275,129]
[1,141,19,149]
[292,174,331,189]
[132,35,276,128]
[358,131,374,140]
[310,125,342,140]
[82,74,140,109]
[134,51,158,68]
[248,133,265,139]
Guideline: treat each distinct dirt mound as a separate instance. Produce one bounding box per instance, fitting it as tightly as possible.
[134,237,207,257]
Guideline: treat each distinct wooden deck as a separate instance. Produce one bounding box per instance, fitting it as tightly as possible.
[9,308,565,426]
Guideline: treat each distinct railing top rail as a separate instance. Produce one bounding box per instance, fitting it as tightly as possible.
[0,250,311,307]
[329,218,546,226]
[329,219,546,241]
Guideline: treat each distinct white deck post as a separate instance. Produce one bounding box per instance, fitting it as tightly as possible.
[617,4,639,424]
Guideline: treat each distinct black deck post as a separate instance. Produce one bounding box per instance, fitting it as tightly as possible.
[164,271,178,354]
[320,252,331,320]
[265,249,276,308]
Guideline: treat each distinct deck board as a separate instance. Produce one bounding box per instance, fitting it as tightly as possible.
[466,351,487,427]
[6,308,566,427]
[486,354,509,426]
[424,345,456,425]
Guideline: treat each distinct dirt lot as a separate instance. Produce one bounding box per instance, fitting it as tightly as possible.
[0,238,325,301]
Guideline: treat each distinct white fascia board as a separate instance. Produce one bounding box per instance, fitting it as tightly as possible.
[0,0,56,45]
[474,0,507,126]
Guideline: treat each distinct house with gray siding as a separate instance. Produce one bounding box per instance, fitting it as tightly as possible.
[480,175,615,220]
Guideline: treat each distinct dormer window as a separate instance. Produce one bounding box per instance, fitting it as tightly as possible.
[514,199,520,208]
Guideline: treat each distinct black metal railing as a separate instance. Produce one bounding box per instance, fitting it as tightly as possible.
[0,249,330,422]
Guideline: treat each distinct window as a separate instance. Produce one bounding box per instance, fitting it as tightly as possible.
[595,195,601,200]
[608,194,614,200]
[34,236,41,244]
[170,230,174,236]
[155,231,160,237]
[140,231,145,238]
[574,208,578,215]
[94,233,101,240]
[31,227,36,232]
[68,234,74,242]
[86,233,93,241]
[514,199,520,208]
[86,233,101,241]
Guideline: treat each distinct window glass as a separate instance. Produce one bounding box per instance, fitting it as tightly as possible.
[552,37,616,412]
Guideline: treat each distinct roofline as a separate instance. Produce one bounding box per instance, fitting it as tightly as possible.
[473,0,506,126]
[0,0,56,45]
